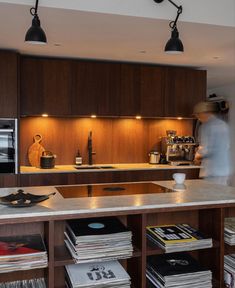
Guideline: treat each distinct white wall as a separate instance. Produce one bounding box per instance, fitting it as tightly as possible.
[208,84,235,185]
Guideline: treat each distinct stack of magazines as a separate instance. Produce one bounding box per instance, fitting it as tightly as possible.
[225,218,235,245]
[65,217,133,263]
[0,278,46,288]
[147,252,212,288]
[147,224,212,253]
[224,254,235,288]
[65,260,131,288]
[0,234,48,273]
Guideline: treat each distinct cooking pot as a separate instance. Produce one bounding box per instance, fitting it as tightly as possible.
[149,151,160,164]
[40,151,56,169]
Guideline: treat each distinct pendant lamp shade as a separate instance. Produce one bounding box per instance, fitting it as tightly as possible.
[25,15,47,44]
[25,0,47,44]
[165,27,184,54]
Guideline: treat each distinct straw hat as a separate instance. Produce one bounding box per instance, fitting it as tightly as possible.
[193,101,218,114]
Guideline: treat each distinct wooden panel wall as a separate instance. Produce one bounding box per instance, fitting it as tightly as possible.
[20,118,193,165]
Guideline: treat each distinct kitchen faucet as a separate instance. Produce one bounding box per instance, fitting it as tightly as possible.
[88,131,96,165]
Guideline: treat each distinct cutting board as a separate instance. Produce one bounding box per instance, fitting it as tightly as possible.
[28,134,45,167]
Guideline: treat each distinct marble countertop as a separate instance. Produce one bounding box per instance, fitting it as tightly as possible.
[20,163,200,174]
[0,180,235,221]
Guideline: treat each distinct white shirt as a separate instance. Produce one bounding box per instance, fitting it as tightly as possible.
[197,115,231,178]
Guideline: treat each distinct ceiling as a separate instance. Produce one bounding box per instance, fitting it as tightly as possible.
[0,1,235,89]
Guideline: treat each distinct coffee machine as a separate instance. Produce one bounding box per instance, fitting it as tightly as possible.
[161,130,197,166]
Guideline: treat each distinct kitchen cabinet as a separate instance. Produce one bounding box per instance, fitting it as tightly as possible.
[71,60,120,116]
[0,174,18,188]
[164,67,206,117]
[0,51,18,117]
[19,168,199,187]
[20,56,206,118]
[140,65,165,117]
[20,57,72,116]
[119,63,141,116]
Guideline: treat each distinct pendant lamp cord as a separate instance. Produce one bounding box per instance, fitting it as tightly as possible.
[167,0,183,30]
[30,0,39,16]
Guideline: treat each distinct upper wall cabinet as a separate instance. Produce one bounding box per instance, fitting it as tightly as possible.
[71,61,120,116]
[119,63,141,116]
[0,51,18,117]
[164,67,206,117]
[20,57,72,116]
[140,65,165,117]
[20,56,206,118]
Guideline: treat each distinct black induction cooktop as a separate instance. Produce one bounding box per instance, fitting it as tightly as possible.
[56,182,174,199]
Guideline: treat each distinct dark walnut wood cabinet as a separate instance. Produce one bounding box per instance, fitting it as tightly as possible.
[140,65,165,117]
[20,56,206,118]
[19,169,199,187]
[0,51,18,117]
[20,57,72,116]
[71,60,120,116]
[164,67,207,117]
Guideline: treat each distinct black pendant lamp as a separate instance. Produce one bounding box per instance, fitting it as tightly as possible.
[154,0,184,54]
[25,0,47,44]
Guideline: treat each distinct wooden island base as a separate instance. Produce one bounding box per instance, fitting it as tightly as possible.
[0,180,235,288]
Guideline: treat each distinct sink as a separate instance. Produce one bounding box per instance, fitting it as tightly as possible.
[74,165,116,170]
[99,166,116,169]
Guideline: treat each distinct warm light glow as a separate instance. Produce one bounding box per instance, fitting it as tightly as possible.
[91,115,97,118]
[41,114,48,117]
[177,117,183,120]
[136,115,142,120]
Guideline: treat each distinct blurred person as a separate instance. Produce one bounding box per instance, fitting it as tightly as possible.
[193,101,231,186]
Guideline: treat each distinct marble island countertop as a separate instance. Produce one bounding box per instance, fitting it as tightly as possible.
[20,163,200,174]
[0,180,235,221]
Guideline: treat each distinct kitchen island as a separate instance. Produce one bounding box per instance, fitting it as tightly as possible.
[0,179,234,288]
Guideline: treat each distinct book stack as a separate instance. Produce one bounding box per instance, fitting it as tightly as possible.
[147,252,212,288]
[0,278,46,288]
[224,254,235,288]
[65,217,133,263]
[65,260,131,288]
[225,218,235,245]
[147,224,212,253]
[0,234,48,273]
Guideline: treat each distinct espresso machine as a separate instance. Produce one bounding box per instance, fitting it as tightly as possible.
[161,130,197,166]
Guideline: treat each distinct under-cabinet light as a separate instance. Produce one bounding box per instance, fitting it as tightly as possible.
[136,116,142,120]
[91,115,97,118]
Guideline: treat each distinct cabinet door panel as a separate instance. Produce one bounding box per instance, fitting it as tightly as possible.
[140,66,165,117]
[165,67,206,117]
[41,59,72,116]
[71,61,120,116]
[21,57,72,116]
[119,63,140,116]
[0,51,18,117]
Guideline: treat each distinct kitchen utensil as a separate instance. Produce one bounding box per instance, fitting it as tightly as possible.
[0,189,56,208]
[149,151,160,164]
[28,134,45,167]
[40,151,56,169]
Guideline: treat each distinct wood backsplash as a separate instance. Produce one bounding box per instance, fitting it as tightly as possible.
[20,117,193,165]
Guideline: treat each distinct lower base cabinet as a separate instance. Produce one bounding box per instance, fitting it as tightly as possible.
[0,203,231,288]
[19,169,200,187]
